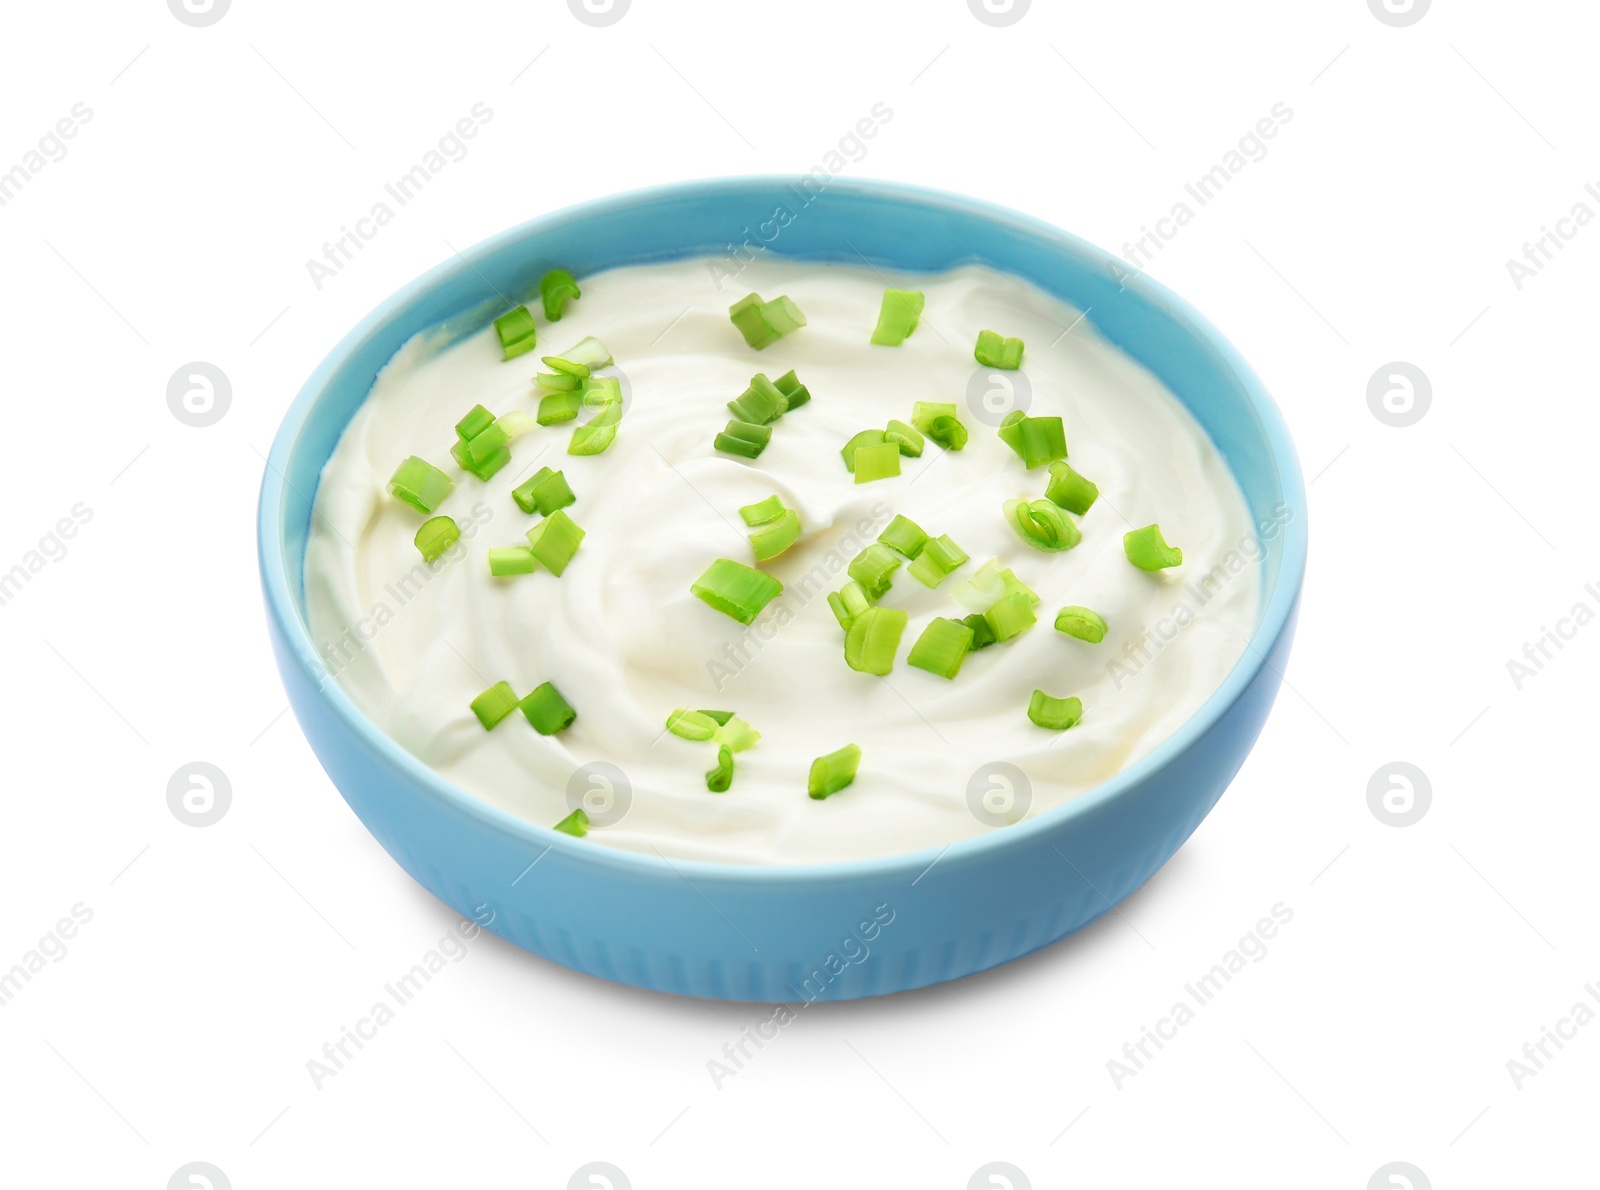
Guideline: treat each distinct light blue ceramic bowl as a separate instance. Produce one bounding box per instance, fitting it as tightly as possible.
[259,177,1306,1002]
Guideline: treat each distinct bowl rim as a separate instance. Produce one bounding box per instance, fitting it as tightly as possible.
[259,174,1307,885]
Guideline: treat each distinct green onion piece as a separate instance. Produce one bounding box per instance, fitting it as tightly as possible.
[699,709,736,726]
[884,419,925,458]
[455,404,496,442]
[541,336,613,379]
[962,612,998,650]
[714,420,771,459]
[715,716,761,752]
[911,401,959,432]
[667,708,719,741]
[844,606,907,675]
[487,546,538,577]
[494,306,537,360]
[537,391,582,425]
[553,808,589,836]
[450,437,511,482]
[458,421,511,467]
[520,681,576,734]
[1028,690,1084,731]
[907,616,975,680]
[706,745,734,793]
[1005,497,1082,552]
[853,442,902,484]
[830,580,870,629]
[691,558,783,625]
[827,591,852,629]
[750,508,802,562]
[841,429,887,472]
[568,401,621,455]
[415,515,460,563]
[470,680,520,730]
[1045,461,1099,515]
[997,413,1067,469]
[728,373,789,425]
[540,268,581,322]
[581,376,622,409]
[536,371,582,393]
[808,744,861,800]
[870,288,926,346]
[739,495,787,526]
[974,329,1024,370]
[1125,524,1184,571]
[952,561,1008,613]
[926,415,968,451]
[495,410,538,440]
[1055,605,1108,643]
[878,514,928,559]
[729,293,806,350]
[525,509,585,575]
[761,295,806,337]
[512,467,576,516]
[388,456,454,513]
[999,565,1039,604]
[983,590,1038,643]
[772,369,811,409]
[906,533,968,588]
[848,543,901,600]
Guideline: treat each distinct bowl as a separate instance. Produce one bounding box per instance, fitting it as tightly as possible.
[258,177,1306,1002]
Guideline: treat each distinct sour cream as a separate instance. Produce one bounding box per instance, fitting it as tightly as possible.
[304,258,1262,864]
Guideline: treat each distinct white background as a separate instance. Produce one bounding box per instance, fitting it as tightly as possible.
[1,1,1594,1186]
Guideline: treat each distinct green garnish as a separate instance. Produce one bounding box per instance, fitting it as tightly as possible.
[848,543,901,600]
[706,745,735,793]
[884,419,925,458]
[525,509,585,575]
[568,397,621,456]
[906,617,975,680]
[841,429,887,472]
[772,369,811,409]
[870,288,925,346]
[541,336,612,379]
[974,329,1024,370]
[1125,524,1183,571]
[470,681,520,729]
[1004,497,1081,552]
[728,374,789,425]
[715,716,761,752]
[878,514,928,559]
[983,591,1037,643]
[844,606,907,675]
[729,292,806,350]
[808,744,861,799]
[520,681,576,734]
[495,410,537,440]
[452,405,513,481]
[962,612,998,650]
[828,580,871,630]
[715,420,772,459]
[456,404,496,441]
[691,558,783,624]
[552,808,589,836]
[906,534,969,588]
[487,546,539,576]
[667,708,719,741]
[997,412,1067,469]
[388,456,454,514]
[513,467,576,516]
[853,442,902,484]
[1028,690,1083,731]
[536,371,581,392]
[739,495,786,526]
[1045,461,1099,515]
[700,710,736,726]
[537,391,582,425]
[540,268,581,322]
[911,402,958,432]
[750,508,802,562]
[1055,606,1107,643]
[415,515,460,563]
[911,402,969,451]
[494,306,537,360]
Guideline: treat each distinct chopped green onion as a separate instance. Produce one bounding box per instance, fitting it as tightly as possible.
[998,565,1039,605]
[829,580,871,629]
[927,415,968,451]
[457,422,511,467]
[1055,605,1107,643]
[1125,524,1183,571]
[699,709,736,726]
[537,391,582,425]
[525,509,585,575]
[714,716,761,752]
[911,401,959,432]
[1004,497,1082,552]
[906,533,969,588]
[715,420,771,459]
[974,329,1024,370]
[388,456,454,514]
[552,808,589,836]
[983,590,1037,643]
[488,547,538,577]
[1028,690,1083,731]
[808,744,861,800]
[884,419,925,458]
[729,292,806,350]
[952,563,1007,613]
[450,438,511,482]
[567,400,621,455]
[539,268,581,322]
[706,745,734,793]
[667,708,719,741]
[772,369,811,409]
[907,617,975,680]
[728,373,788,425]
[841,429,887,472]
[870,288,925,346]
[739,495,786,526]
[495,410,538,440]
[520,681,576,734]
[848,543,901,600]
[827,591,852,629]
[962,612,998,650]
[536,370,582,393]
[581,376,622,408]
[415,515,460,563]
[456,404,496,442]
[844,606,907,675]
[878,514,928,559]
[750,508,801,562]
[470,681,520,730]
[541,336,612,379]
[997,412,1067,469]
[853,442,902,484]
[494,306,537,360]
[761,295,806,337]
[513,467,576,516]
[1045,461,1099,515]
[691,558,783,625]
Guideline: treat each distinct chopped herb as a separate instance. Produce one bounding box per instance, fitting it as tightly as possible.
[870,288,925,346]
[884,419,925,458]
[513,467,575,516]
[1125,524,1183,571]
[525,509,585,575]
[487,546,539,577]
[699,710,736,726]
[667,708,719,741]
[537,391,582,425]
[470,681,520,730]
[962,612,998,650]
[878,514,928,559]
[706,745,735,793]
[539,268,581,322]
[828,580,871,630]
[853,442,902,484]
[1005,497,1081,552]
[553,808,589,836]
[691,558,783,624]
[415,515,459,563]
[1045,461,1099,515]
[906,617,975,680]
[1028,690,1083,731]
[974,329,1024,370]
[844,606,908,675]
[772,369,811,409]
[715,420,772,459]
[848,543,902,600]
[541,336,612,379]
[841,429,887,472]
[714,716,761,753]
[738,495,787,526]
[728,373,788,425]
[389,456,454,514]
[520,681,576,734]
[906,533,969,588]
[536,371,581,393]
[808,744,861,799]
[494,306,537,360]
[997,412,1067,469]
[750,507,802,561]
[983,590,1037,643]
[729,292,807,350]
